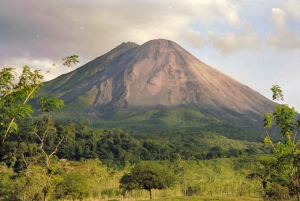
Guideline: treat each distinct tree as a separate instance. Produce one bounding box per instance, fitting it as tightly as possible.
[32,116,72,201]
[263,85,300,200]
[0,163,19,201]
[0,55,79,201]
[247,156,279,201]
[119,161,176,199]
[0,55,79,144]
[56,171,90,201]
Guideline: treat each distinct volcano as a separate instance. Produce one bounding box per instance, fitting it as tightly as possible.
[40,39,274,128]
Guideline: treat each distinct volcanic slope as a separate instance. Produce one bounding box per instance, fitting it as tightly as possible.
[39,39,274,128]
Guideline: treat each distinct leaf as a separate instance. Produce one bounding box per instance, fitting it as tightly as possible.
[271,85,284,101]
[0,67,16,97]
[273,105,297,138]
[263,136,272,147]
[263,113,273,128]
[9,122,19,133]
[296,118,300,129]
[62,55,79,67]
[16,104,34,118]
[39,97,65,112]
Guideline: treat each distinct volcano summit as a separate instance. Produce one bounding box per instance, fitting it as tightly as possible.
[40,39,274,128]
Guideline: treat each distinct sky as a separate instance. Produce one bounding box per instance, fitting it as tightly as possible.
[1,0,300,111]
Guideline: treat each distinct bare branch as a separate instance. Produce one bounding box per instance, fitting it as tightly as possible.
[264,129,276,151]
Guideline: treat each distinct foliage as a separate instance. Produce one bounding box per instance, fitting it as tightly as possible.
[0,154,267,200]
[0,55,79,144]
[247,155,286,200]
[135,196,263,201]
[0,115,266,200]
[263,85,300,200]
[56,171,90,200]
[0,55,79,201]
[62,55,79,67]
[0,66,43,143]
[44,104,265,143]
[271,85,284,101]
[265,183,290,201]
[39,97,65,113]
[0,163,19,201]
[1,119,262,171]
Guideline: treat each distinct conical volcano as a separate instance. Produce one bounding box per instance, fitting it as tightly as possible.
[40,39,274,127]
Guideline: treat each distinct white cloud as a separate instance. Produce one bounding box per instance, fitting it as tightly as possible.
[208,26,261,54]
[179,0,242,26]
[208,32,236,54]
[0,57,76,81]
[267,8,300,50]
[281,0,300,21]
[180,29,205,49]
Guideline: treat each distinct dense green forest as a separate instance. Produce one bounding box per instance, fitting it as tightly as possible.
[0,117,291,201]
[2,117,265,170]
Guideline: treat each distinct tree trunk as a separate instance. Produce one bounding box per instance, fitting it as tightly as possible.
[184,169,186,201]
[262,180,267,201]
[149,189,152,199]
[43,193,47,201]
[296,187,300,201]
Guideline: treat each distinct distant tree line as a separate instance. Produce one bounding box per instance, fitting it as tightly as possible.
[0,117,262,171]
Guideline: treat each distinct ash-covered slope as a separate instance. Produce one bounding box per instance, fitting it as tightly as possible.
[41,39,274,126]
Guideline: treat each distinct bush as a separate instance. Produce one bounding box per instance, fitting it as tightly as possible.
[266,183,290,200]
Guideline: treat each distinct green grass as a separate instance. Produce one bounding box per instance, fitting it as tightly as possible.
[137,196,262,201]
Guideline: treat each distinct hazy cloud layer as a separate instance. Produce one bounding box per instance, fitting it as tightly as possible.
[208,25,261,54]
[1,0,300,109]
[1,0,298,62]
[0,1,260,60]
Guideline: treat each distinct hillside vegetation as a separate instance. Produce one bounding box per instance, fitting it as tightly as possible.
[39,105,266,144]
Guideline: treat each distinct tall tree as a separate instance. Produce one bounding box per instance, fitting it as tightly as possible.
[0,55,79,201]
[0,55,79,144]
[263,85,300,200]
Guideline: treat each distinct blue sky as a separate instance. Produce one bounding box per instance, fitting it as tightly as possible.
[0,0,299,111]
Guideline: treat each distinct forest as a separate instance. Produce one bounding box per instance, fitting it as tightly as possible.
[0,111,296,200]
[0,118,276,201]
